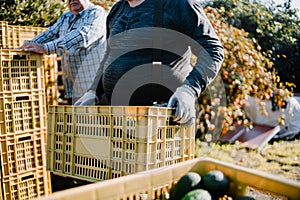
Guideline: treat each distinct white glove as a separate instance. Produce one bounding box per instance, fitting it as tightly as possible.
[74,90,98,106]
[167,84,197,126]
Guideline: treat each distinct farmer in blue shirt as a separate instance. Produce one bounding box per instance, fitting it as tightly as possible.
[21,0,107,104]
[75,0,224,126]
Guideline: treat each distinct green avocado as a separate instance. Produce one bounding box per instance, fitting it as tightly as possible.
[181,189,212,200]
[170,172,202,200]
[202,170,230,198]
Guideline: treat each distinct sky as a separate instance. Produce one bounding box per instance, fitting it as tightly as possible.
[266,0,300,15]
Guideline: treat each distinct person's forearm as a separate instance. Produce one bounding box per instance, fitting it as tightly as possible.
[55,6,106,55]
[191,40,224,96]
[167,0,224,95]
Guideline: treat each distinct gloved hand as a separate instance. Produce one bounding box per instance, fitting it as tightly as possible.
[74,90,99,106]
[167,84,197,126]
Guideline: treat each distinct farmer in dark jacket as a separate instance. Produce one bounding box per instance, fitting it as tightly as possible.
[75,0,224,126]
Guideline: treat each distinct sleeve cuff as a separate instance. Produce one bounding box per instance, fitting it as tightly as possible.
[183,80,202,97]
[42,43,53,55]
[182,82,199,97]
[43,39,65,55]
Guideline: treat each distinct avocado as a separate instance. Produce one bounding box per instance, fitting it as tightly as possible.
[202,170,230,199]
[181,189,212,200]
[170,172,202,200]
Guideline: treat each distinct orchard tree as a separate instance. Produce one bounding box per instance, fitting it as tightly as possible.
[0,0,119,27]
[202,0,300,93]
[196,6,294,141]
[0,0,66,27]
[91,0,118,11]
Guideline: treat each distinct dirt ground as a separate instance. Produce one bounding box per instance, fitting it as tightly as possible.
[195,138,300,199]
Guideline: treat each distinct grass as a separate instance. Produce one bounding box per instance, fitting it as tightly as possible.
[195,138,300,182]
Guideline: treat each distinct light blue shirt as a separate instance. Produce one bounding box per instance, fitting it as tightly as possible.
[29,3,107,99]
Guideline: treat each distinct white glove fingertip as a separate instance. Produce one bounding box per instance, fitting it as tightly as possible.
[82,98,97,106]
[74,100,81,106]
[179,113,189,124]
[174,107,184,122]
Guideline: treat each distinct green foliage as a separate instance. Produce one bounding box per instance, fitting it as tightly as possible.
[196,6,294,139]
[202,0,300,93]
[91,0,118,11]
[0,0,66,27]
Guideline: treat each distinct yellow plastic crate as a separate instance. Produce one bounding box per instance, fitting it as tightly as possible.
[0,91,47,135]
[55,57,68,104]
[43,54,58,106]
[1,167,51,200]
[0,21,47,49]
[0,21,9,49]
[46,106,195,182]
[37,158,300,200]
[43,54,57,85]
[0,49,45,93]
[0,130,47,177]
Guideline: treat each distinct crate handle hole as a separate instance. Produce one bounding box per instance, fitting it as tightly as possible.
[21,174,34,181]
[16,96,29,101]
[13,55,27,60]
[18,136,31,142]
